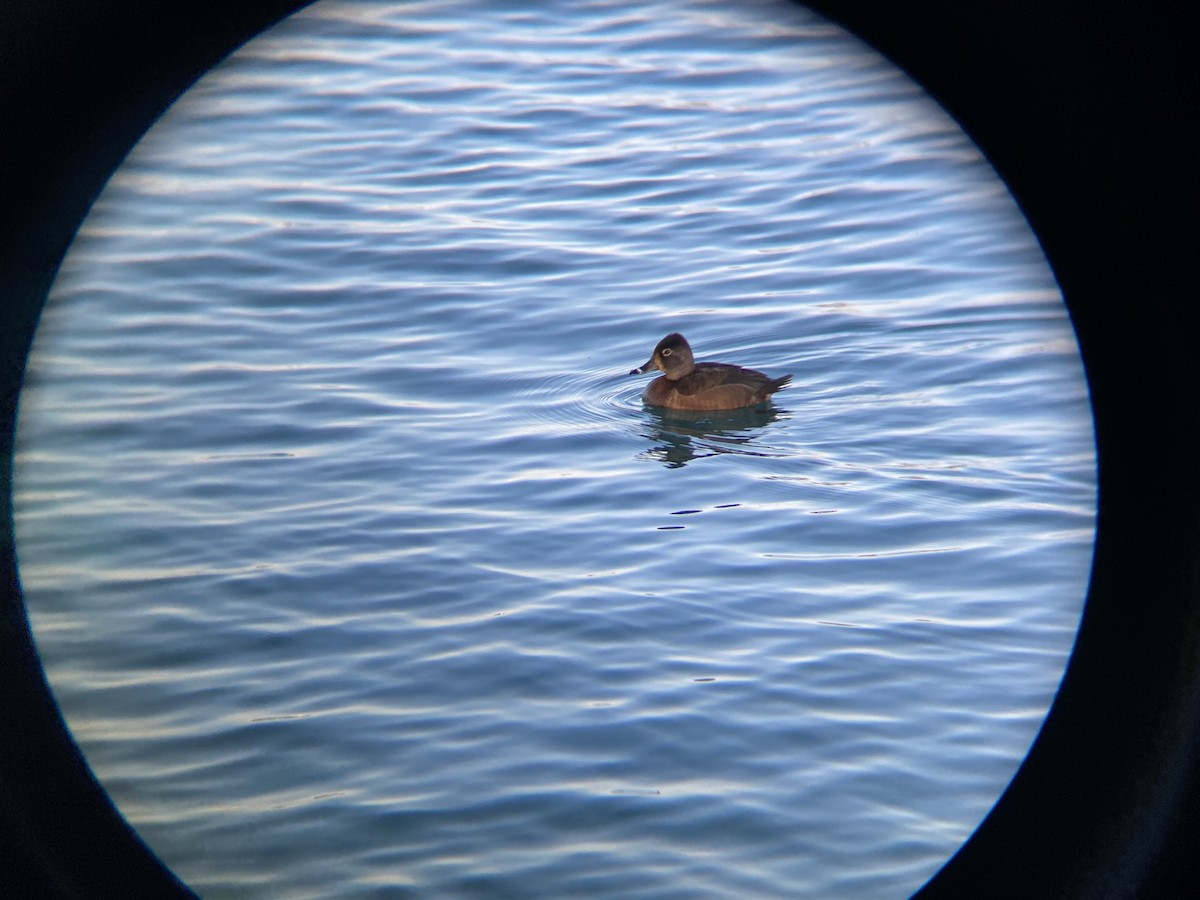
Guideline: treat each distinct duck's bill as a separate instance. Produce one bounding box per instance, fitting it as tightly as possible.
[631,358,655,375]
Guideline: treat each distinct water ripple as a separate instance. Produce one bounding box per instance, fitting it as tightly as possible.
[14,1,1094,898]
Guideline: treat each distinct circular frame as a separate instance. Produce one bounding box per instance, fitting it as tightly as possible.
[2,2,1196,896]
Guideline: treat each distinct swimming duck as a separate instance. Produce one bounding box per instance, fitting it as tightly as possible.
[630,333,791,411]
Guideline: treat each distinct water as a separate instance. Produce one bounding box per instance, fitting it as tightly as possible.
[12,0,1096,896]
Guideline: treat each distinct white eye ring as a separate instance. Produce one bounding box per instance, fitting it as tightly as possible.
[661,348,672,357]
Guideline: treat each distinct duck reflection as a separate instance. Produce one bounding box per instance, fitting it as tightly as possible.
[637,405,787,468]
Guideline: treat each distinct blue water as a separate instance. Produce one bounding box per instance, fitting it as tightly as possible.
[13,1,1095,897]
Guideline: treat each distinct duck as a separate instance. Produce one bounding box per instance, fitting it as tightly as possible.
[629,333,791,411]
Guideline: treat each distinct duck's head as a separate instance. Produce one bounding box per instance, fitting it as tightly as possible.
[630,332,696,380]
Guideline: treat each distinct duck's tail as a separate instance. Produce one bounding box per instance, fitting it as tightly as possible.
[769,374,792,393]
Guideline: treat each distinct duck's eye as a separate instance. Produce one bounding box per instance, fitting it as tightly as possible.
[661,348,672,357]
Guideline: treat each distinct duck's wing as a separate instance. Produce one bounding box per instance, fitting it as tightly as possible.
[675,363,756,395]
[677,363,787,397]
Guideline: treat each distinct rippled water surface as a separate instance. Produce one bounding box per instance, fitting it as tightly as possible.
[14,1,1095,896]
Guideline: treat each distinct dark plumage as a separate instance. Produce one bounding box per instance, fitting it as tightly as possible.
[629,333,791,410]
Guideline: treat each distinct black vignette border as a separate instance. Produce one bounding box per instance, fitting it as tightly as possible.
[2,3,320,897]
[800,2,1199,897]
[1,1,1197,897]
